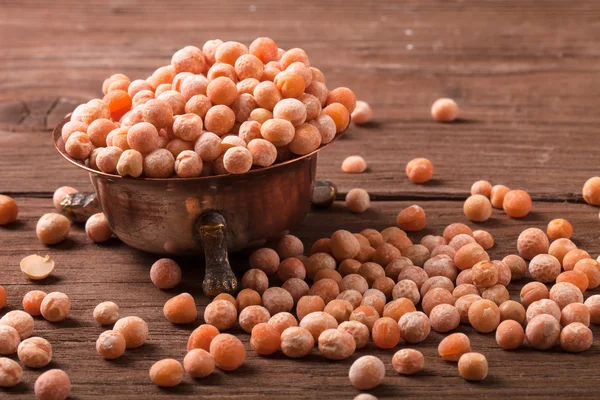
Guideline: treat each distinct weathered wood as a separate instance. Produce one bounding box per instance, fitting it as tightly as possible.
[1,1,600,197]
[2,107,600,201]
[1,198,600,399]
[2,0,600,398]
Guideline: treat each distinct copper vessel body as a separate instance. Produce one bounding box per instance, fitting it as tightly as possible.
[89,155,316,255]
[53,117,340,295]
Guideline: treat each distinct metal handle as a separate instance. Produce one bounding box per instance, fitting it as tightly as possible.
[196,211,238,297]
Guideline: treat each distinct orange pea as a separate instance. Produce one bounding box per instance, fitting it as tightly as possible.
[209,333,246,371]
[249,37,279,63]
[103,90,132,121]
[583,177,600,206]
[396,205,426,232]
[207,77,238,106]
[406,158,434,183]
[503,190,532,218]
[275,72,305,98]
[490,184,510,208]
[547,218,573,241]
[371,317,401,349]
[280,48,310,69]
[322,103,350,133]
[326,87,357,114]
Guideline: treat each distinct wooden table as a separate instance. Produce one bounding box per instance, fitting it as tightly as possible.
[2,1,600,398]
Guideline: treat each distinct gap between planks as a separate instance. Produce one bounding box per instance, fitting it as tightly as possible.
[1,191,587,205]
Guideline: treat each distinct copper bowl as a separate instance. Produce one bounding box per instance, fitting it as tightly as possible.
[53,117,342,296]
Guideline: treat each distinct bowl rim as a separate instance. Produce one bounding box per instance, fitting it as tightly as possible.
[53,115,345,181]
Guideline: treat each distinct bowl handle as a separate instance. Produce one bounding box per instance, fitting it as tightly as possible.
[197,211,238,297]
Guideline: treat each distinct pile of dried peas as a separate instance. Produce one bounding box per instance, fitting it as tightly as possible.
[3,174,600,398]
[1,40,600,400]
[59,37,369,179]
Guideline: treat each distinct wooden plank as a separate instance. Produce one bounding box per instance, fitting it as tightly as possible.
[1,0,600,197]
[2,101,600,200]
[1,0,600,398]
[1,197,599,399]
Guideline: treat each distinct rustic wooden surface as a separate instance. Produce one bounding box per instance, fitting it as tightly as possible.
[1,0,600,398]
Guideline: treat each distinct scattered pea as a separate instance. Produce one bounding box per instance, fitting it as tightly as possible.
[236,288,262,311]
[150,258,182,289]
[164,292,197,324]
[300,311,338,341]
[471,180,492,197]
[502,254,527,281]
[0,357,22,387]
[96,330,126,360]
[204,300,237,330]
[20,255,55,280]
[549,282,583,309]
[239,305,270,334]
[351,101,373,125]
[454,243,489,270]
[348,355,385,390]
[318,328,356,360]
[280,326,314,358]
[495,320,524,350]
[525,314,560,350]
[392,349,424,375]
[526,299,561,324]
[528,254,561,283]
[582,177,600,205]
[560,322,593,352]
[0,325,20,355]
[262,287,294,315]
[396,270,427,296]
[93,301,120,325]
[517,228,549,260]
[438,332,471,361]
[149,359,184,387]
[276,234,304,260]
[573,258,600,289]
[249,247,280,276]
[184,348,215,377]
[398,311,430,343]
[490,184,510,209]
[371,317,401,349]
[36,213,70,245]
[584,295,600,324]
[464,195,492,222]
[431,98,458,122]
[396,205,426,232]
[468,299,500,333]
[85,212,112,243]
[268,312,298,334]
[406,158,434,183]
[34,369,71,400]
[498,300,526,324]
[457,353,488,381]
[113,316,148,348]
[430,304,460,332]
[520,282,549,308]
[341,155,367,173]
[561,303,590,327]
[282,278,310,304]
[187,324,220,352]
[503,189,532,218]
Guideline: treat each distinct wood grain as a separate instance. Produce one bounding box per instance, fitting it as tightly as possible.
[1,1,600,197]
[1,0,600,398]
[1,198,600,399]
